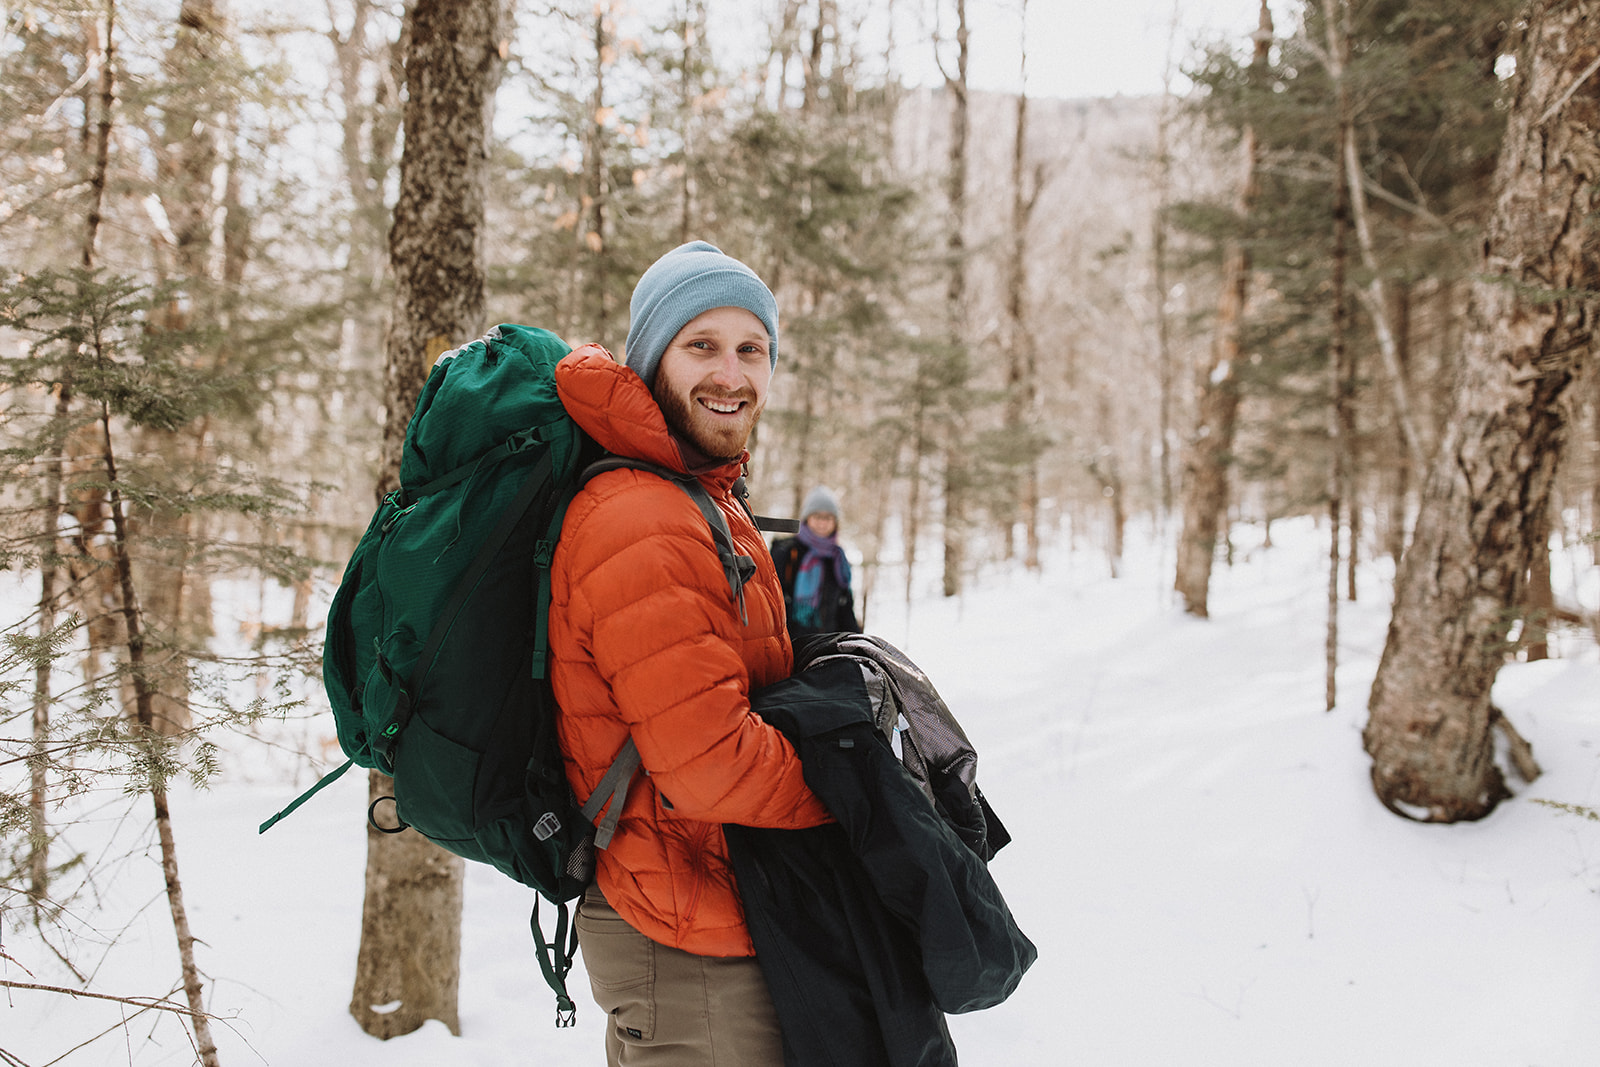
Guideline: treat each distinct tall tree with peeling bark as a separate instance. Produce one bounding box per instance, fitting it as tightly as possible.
[1364,0,1599,822]
[352,0,506,1039]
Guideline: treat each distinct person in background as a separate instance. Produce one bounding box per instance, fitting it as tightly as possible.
[770,485,862,639]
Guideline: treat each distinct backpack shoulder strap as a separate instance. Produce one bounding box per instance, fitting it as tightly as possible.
[731,474,798,535]
[583,456,797,534]
[581,456,772,608]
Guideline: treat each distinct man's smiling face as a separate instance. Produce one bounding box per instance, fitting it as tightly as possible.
[650,306,772,461]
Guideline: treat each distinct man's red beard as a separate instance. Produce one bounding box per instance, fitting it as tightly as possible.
[654,381,763,461]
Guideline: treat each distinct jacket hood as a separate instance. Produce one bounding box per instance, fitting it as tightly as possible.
[555,345,749,484]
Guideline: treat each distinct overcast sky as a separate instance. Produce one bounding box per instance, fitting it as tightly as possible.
[901,0,1276,100]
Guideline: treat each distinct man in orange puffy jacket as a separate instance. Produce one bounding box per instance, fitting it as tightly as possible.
[548,241,832,1065]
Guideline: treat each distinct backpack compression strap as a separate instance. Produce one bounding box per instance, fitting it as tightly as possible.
[578,736,642,848]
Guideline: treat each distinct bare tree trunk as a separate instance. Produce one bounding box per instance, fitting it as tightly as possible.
[583,3,612,340]
[767,0,803,109]
[904,371,928,608]
[939,0,969,599]
[29,425,71,906]
[1174,0,1270,617]
[330,0,404,260]
[133,0,232,740]
[1364,0,1598,822]
[82,3,114,270]
[1523,506,1553,662]
[1346,475,1361,602]
[1152,7,1178,518]
[1092,390,1125,578]
[160,0,221,281]
[1587,369,1600,572]
[1324,0,1354,712]
[1587,369,1600,566]
[1344,115,1426,476]
[328,0,403,432]
[321,0,402,639]
[220,118,249,291]
[676,0,706,242]
[30,404,65,904]
[1002,0,1040,570]
[354,0,504,1037]
[1385,280,1413,564]
[801,0,831,115]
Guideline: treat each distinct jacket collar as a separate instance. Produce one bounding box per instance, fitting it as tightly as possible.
[555,344,748,492]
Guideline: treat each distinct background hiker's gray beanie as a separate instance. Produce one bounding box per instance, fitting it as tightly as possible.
[801,486,841,522]
[624,240,779,389]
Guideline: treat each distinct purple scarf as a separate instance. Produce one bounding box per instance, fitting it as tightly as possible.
[793,525,850,628]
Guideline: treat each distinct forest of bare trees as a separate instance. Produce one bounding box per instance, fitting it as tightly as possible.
[2,0,1596,1058]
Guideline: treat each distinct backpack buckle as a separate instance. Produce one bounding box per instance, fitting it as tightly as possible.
[534,538,556,567]
[380,500,417,534]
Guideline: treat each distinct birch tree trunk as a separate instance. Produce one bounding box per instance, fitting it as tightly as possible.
[1364,0,1599,822]
[353,0,504,1038]
[1174,0,1270,617]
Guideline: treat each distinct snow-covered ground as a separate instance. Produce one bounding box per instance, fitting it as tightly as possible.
[6,516,1599,1066]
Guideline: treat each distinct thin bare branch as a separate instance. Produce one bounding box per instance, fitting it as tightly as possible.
[0,979,205,1019]
[1538,51,1600,125]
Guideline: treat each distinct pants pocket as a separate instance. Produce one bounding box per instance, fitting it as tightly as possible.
[577,892,657,1043]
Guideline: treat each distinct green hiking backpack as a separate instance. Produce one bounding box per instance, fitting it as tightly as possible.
[260,322,792,1026]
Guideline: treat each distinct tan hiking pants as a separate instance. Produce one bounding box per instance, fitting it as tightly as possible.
[576,884,786,1066]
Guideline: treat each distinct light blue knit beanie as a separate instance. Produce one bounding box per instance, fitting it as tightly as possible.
[624,240,779,389]
[801,486,841,522]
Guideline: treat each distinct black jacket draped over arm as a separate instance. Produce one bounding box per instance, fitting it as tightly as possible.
[727,650,1036,1067]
